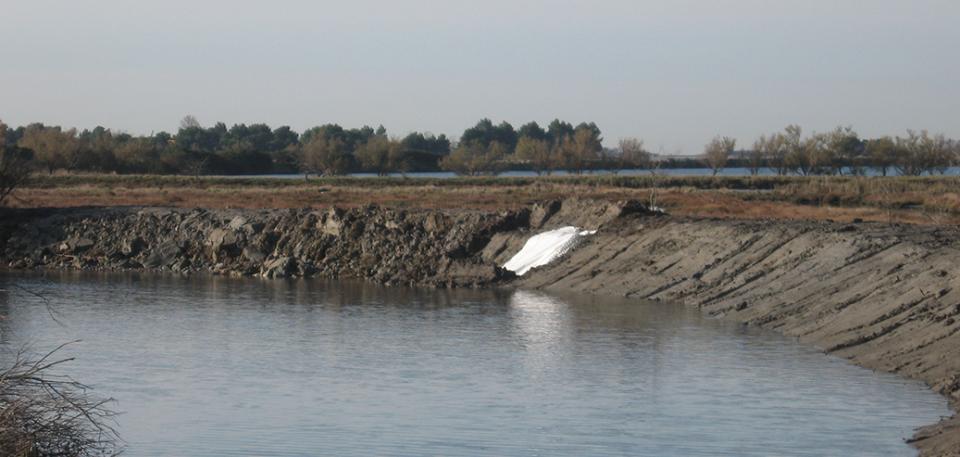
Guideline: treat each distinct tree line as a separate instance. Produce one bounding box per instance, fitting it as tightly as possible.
[701,125,959,177]
[2,117,959,181]
[0,115,453,177]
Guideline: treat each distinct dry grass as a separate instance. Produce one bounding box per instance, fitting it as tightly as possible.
[10,174,960,225]
[0,343,121,457]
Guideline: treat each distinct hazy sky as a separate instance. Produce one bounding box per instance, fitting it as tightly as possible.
[2,0,958,153]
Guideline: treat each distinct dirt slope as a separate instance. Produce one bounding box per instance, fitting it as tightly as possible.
[519,215,960,455]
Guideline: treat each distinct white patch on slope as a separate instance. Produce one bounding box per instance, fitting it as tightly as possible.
[503,226,597,276]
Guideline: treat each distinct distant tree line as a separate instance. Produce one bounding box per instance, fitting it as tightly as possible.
[2,117,959,179]
[730,125,959,176]
[0,116,451,177]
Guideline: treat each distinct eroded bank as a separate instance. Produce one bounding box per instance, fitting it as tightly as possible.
[1,200,958,455]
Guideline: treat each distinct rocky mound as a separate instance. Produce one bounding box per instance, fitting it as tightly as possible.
[0,199,654,288]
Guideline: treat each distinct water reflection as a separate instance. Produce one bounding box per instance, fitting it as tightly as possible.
[0,271,950,457]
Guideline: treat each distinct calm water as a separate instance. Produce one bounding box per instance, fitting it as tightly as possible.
[0,272,950,456]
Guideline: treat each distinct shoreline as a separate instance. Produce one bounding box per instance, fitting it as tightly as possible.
[2,201,958,455]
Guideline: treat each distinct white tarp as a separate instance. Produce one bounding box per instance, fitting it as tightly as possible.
[503,226,596,276]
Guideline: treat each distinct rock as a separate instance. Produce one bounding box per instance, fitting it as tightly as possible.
[261,256,295,279]
[208,228,238,251]
[143,241,182,268]
[242,222,265,235]
[228,216,248,231]
[320,208,344,237]
[443,260,514,287]
[242,246,266,263]
[423,213,447,233]
[529,200,561,228]
[59,237,95,254]
[121,237,145,256]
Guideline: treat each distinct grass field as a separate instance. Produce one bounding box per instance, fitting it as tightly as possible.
[11,173,960,225]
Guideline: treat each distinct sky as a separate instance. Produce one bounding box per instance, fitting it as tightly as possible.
[1,0,958,154]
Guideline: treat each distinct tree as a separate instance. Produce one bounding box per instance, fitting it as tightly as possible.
[895,130,953,176]
[761,132,789,175]
[180,114,201,129]
[865,137,898,176]
[559,126,601,174]
[518,122,548,142]
[355,135,393,175]
[514,137,553,175]
[300,135,353,177]
[824,126,863,175]
[748,136,768,176]
[401,132,450,155]
[17,125,82,173]
[803,133,832,175]
[215,141,273,174]
[546,119,574,146]
[113,137,161,173]
[0,121,34,206]
[440,142,505,176]
[703,136,735,176]
[460,119,518,152]
[782,125,807,175]
[618,137,651,170]
[270,126,300,151]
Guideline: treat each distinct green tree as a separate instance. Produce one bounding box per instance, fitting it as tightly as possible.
[460,119,518,152]
[546,119,574,146]
[518,122,548,142]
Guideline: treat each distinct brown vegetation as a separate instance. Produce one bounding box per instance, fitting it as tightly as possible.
[0,344,121,457]
[10,174,960,226]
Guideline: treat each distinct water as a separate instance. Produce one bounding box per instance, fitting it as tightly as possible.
[219,166,960,179]
[0,272,950,456]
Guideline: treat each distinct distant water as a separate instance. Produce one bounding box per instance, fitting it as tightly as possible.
[215,166,960,179]
[0,272,950,456]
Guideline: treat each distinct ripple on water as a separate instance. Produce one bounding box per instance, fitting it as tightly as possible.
[0,272,950,456]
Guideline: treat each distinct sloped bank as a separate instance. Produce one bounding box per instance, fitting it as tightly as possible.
[1,201,958,455]
[518,214,960,456]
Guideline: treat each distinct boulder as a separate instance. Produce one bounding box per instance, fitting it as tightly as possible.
[242,246,266,263]
[228,216,248,231]
[59,237,95,254]
[320,208,344,237]
[261,256,295,279]
[121,237,145,256]
[143,241,182,268]
[208,228,238,252]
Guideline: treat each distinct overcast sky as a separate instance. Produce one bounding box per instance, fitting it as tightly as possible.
[1,0,958,153]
